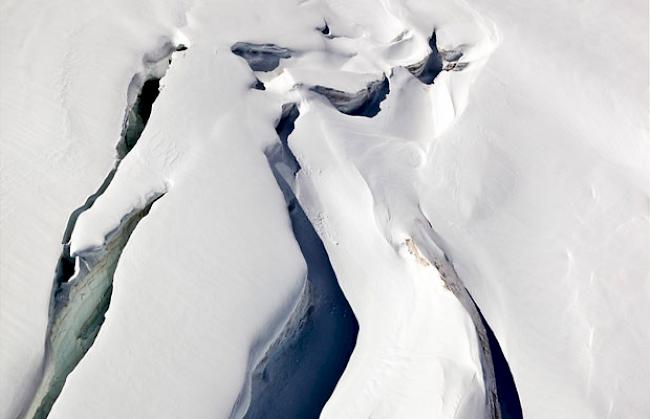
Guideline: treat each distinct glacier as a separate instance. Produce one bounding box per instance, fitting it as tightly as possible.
[0,0,647,418]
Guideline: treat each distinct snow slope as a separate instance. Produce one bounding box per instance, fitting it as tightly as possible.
[1,0,647,418]
[415,0,650,417]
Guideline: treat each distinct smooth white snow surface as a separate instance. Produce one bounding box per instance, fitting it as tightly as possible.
[0,0,648,418]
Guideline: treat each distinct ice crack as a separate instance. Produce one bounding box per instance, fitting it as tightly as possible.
[20,42,183,419]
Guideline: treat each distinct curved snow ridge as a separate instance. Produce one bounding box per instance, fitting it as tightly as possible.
[69,157,170,257]
[263,2,503,417]
[288,102,488,418]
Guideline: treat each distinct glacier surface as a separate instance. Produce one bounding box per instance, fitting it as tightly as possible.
[0,0,647,418]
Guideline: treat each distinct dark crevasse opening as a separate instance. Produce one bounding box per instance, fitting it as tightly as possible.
[120,78,161,156]
[317,20,340,40]
[251,78,266,90]
[414,32,443,84]
[319,21,330,35]
[273,104,301,172]
[242,105,358,419]
[460,287,522,419]
[53,247,75,287]
[440,262,523,418]
[406,31,467,80]
[116,43,186,158]
[231,42,292,72]
[311,76,390,118]
[317,20,335,39]
[473,305,523,419]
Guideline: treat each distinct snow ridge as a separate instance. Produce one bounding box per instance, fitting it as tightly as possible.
[236,104,358,419]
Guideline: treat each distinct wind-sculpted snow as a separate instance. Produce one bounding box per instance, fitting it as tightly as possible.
[1,0,648,418]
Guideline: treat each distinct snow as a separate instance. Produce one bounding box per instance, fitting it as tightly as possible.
[1,0,648,418]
